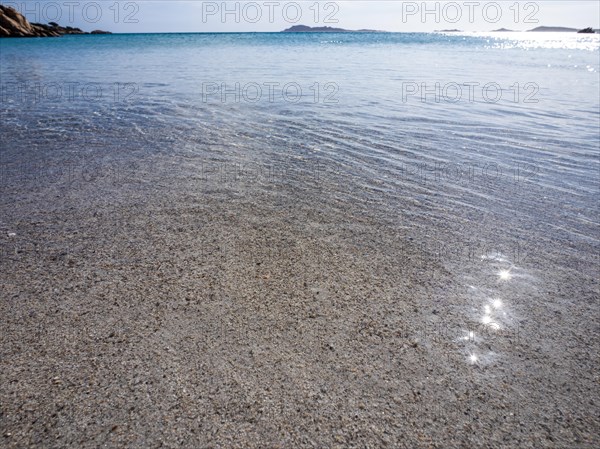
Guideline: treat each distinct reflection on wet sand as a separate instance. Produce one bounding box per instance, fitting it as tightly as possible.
[460,253,521,366]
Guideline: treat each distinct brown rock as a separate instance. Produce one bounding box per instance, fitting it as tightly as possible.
[0,5,109,37]
[0,5,39,37]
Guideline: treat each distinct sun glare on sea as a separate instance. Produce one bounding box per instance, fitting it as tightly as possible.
[499,270,512,281]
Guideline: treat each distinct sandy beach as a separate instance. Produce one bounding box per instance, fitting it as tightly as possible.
[1,146,598,448]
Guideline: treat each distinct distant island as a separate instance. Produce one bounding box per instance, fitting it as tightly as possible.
[443,26,598,33]
[0,5,110,37]
[281,25,380,33]
[527,26,598,33]
[528,26,578,32]
[283,24,599,34]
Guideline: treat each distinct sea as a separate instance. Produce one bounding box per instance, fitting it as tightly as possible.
[1,31,599,336]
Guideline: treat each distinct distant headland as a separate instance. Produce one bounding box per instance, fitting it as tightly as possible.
[0,5,110,37]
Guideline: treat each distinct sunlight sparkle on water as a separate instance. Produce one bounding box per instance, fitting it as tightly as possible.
[463,31,600,51]
[499,270,512,281]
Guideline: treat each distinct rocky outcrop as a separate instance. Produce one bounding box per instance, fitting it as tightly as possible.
[0,5,110,37]
[577,27,596,34]
[30,22,86,35]
[0,5,58,36]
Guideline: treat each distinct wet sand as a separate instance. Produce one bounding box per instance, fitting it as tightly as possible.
[1,149,598,448]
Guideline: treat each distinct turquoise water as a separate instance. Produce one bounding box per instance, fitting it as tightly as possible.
[1,32,599,272]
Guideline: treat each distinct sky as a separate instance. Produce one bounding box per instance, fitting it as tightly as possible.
[3,1,600,33]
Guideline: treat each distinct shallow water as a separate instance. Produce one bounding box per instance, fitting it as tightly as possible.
[2,32,598,264]
[1,30,599,446]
